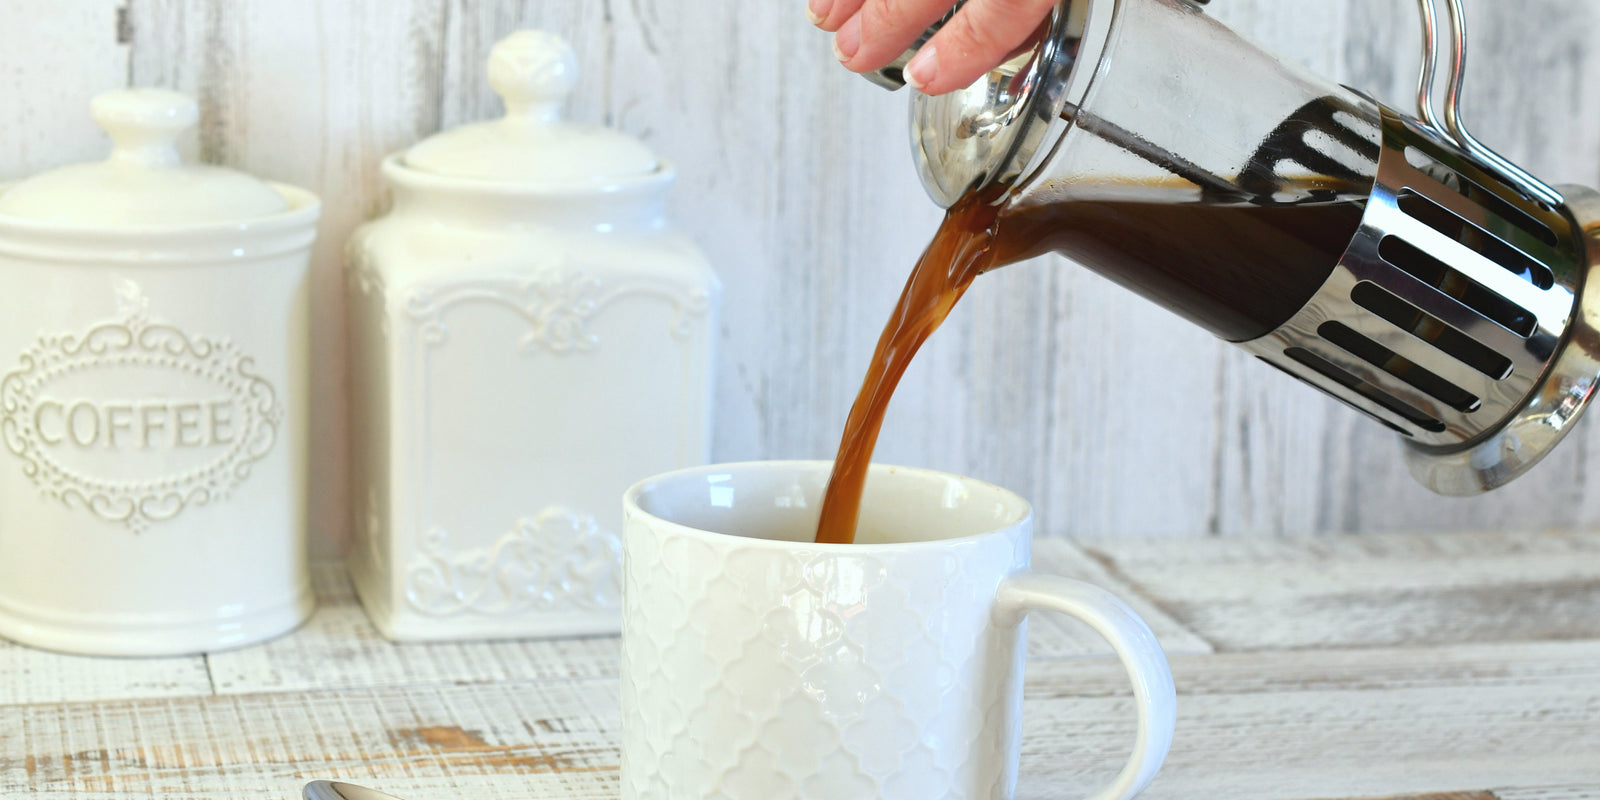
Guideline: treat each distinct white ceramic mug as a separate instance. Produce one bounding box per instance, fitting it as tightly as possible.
[620,461,1176,800]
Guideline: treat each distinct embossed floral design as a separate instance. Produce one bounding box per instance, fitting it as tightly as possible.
[404,507,622,616]
[0,294,282,531]
[400,261,711,354]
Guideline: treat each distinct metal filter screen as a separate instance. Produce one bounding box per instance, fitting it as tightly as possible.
[1245,107,1584,451]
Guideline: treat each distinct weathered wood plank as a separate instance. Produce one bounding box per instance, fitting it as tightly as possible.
[9,637,1600,799]
[1029,540,1216,658]
[1088,528,1600,567]
[1081,531,1600,651]
[1305,794,1496,800]
[1495,789,1600,800]
[1300,795,1499,800]
[0,644,210,707]
[1019,682,1600,800]
[1016,641,1600,798]
[1025,639,1600,699]
[1,679,620,799]
[205,565,620,696]
[0,0,128,181]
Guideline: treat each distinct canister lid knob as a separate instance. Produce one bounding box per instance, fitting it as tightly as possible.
[0,88,291,226]
[92,89,199,168]
[488,31,579,123]
[400,30,660,186]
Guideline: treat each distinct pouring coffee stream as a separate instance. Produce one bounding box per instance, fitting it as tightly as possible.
[816,0,1600,543]
[813,188,1005,544]
[813,110,1369,544]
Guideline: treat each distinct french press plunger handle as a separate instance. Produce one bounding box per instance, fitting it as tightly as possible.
[1412,0,1563,207]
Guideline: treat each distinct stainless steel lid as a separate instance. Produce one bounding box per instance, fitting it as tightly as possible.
[870,0,1103,207]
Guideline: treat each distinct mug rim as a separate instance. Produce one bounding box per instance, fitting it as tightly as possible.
[623,459,1033,553]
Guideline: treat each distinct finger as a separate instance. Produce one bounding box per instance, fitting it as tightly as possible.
[904,0,1058,94]
[835,0,959,73]
[811,0,866,33]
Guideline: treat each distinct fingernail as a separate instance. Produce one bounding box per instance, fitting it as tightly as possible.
[906,45,938,92]
[807,0,831,25]
[834,16,861,63]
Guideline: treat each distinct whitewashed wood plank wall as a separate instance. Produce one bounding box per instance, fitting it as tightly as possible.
[4,0,1600,556]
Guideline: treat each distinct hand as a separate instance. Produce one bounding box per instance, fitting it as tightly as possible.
[809,0,1058,95]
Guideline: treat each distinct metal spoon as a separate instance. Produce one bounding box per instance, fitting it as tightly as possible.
[303,781,406,800]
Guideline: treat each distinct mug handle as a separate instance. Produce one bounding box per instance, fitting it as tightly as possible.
[994,572,1178,800]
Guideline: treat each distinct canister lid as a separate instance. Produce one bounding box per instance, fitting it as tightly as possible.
[401,30,661,185]
[0,89,290,226]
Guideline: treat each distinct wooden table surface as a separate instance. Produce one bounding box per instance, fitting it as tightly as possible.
[4,530,1599,799]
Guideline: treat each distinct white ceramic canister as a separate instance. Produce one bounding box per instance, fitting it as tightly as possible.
[346,31,720,641]
[0,90,320,656]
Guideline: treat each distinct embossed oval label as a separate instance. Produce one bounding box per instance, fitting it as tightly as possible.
[1,304,281,530]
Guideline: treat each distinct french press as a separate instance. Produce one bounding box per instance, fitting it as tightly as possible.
[870,0,1600,496]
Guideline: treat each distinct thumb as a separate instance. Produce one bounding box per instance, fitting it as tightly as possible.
[905,0,1059,95]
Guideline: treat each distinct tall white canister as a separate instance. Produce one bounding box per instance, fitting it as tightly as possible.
[347,31,719,641]
[0,89,320,656]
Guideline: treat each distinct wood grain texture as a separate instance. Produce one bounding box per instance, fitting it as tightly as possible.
[1081,530,1600,651]
[1496,789,1600,800]
[5,1,1600,555]
[0,0,127,181]
[1029,539,1217,658]
[1026,639,1600,699]
[7,636,1600,798]
[1309,795,1497,800]
[204,564,623,696]
[2,680,623,799]
[0,644,210,707]
[1076,684,1600,800]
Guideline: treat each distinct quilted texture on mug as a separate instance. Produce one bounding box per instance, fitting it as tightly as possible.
[619,515,1032,800]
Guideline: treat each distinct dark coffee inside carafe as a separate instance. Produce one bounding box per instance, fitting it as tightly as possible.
[815,107,1373,544]
[993,194,1366,341]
